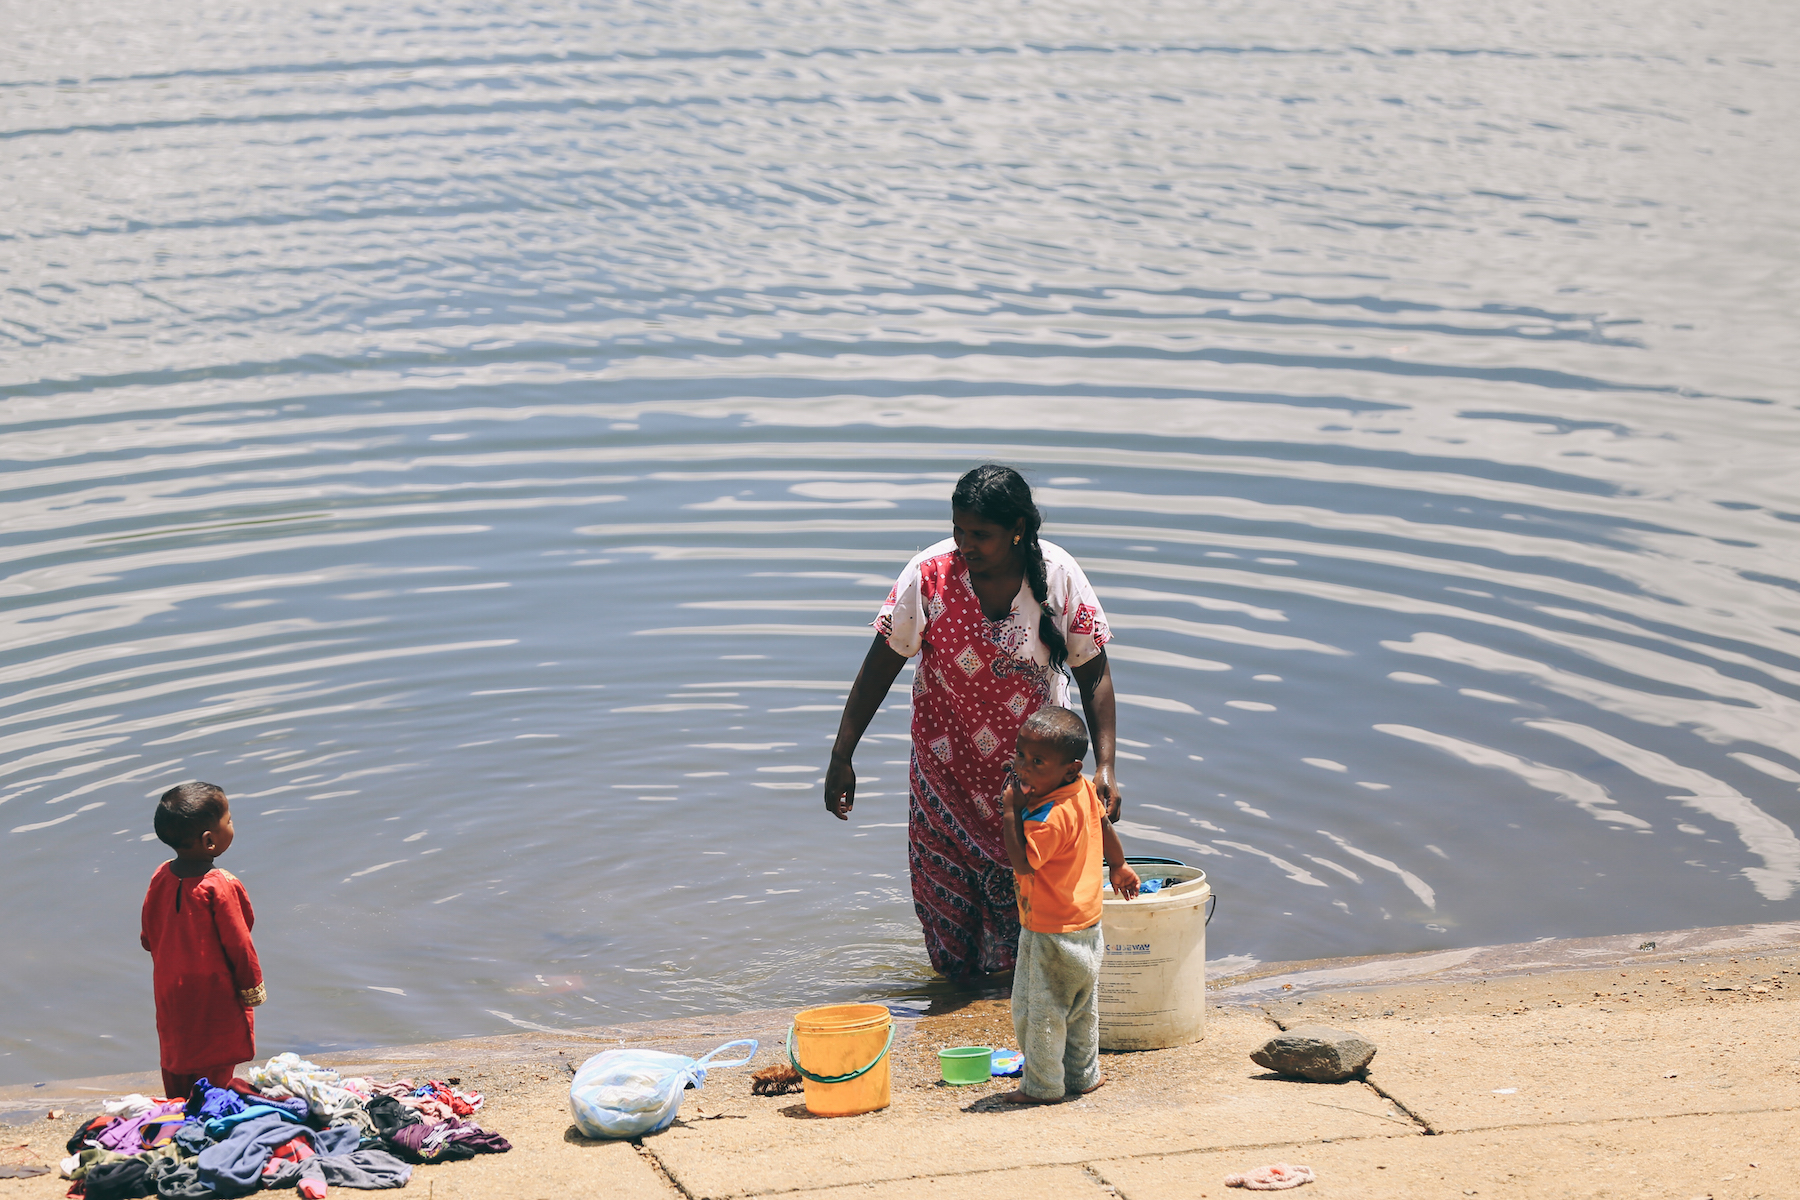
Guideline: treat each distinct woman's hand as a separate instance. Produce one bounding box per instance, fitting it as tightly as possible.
[1094,761,1121,822]
[823,755,857,820]
[822,635,908,823]
[1072,649,1120,821]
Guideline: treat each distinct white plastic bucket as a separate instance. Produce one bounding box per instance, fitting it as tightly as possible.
[1098,862,1211,1050]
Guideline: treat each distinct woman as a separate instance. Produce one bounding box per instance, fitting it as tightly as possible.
[822,464,1119,979]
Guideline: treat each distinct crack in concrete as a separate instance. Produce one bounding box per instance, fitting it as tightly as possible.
[638,1141,695,1199]
[1358,1073,1435,1134]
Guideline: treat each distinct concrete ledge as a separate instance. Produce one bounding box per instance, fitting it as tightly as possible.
[4,922,1797,1199]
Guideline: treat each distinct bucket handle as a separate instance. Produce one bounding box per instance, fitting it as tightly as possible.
[786,1022,896,1085]
[1205,892,1217,926]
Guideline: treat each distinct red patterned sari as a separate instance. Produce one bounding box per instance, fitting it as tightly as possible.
[875,538,1110,977]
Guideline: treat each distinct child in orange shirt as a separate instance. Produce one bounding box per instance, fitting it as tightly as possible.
[140,782,265,1099]
[999,706,1140,1103]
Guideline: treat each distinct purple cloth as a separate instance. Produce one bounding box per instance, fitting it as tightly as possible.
[385,1117,510,1162]
[186,1079,247,1121]
[95,1101,186,1153]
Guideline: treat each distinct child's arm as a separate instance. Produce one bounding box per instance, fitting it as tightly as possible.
[1100,816,1140,900]
[210,878,266,1007]
[1000,778,1035,877]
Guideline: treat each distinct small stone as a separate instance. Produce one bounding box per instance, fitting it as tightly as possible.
[1251,1025,1377,1082]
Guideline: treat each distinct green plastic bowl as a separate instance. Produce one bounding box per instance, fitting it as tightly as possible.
[939,1045,994,1085]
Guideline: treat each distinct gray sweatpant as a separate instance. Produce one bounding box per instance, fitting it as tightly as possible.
[1011,923,1103,1099]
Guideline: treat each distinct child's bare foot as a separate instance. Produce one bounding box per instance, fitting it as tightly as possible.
[999,1089,1062,1105]
[1075,1075,1107,1095]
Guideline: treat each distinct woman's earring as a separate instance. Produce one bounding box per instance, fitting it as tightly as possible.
[1013,535,1020,545]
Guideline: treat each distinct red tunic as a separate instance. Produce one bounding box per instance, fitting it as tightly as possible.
[140,864,262,1072]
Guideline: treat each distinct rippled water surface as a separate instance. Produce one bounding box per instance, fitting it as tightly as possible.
[4,0,1797,1083]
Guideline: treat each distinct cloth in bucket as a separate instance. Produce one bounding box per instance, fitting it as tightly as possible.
[569,1039,757,1139]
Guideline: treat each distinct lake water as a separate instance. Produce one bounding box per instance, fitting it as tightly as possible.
[3,0,1796,1084]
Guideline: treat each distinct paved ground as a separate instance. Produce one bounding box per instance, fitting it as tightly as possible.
[5,921,1799,1199]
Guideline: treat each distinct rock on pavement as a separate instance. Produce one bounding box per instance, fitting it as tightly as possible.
[1250,1026,1377,1082]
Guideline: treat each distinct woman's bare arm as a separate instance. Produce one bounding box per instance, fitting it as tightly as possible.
[1072,649,1120,821]
[823,634,908,820]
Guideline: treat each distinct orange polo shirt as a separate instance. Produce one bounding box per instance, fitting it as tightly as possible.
[1014,775,1104,933]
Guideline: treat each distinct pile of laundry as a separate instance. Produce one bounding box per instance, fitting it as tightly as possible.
[59,1052,510,1199]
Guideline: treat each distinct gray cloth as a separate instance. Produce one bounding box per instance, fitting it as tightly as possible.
[196,1113,319,1199]
[265,1149,412,1191]
[314,1125,364,1157]
[1011,923,1103,1100]
[154,1161,215,1199]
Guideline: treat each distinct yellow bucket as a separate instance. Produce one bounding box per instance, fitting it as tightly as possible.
[788,1003,894,1117]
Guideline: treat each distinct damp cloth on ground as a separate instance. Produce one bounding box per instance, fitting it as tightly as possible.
[989,1049,1023,1076]
[1225,1163,1316,1190]
[0,1165,51,1179]
[568,1039,757,1139]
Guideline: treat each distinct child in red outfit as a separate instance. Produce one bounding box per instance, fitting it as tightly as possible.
[140,782,266,1099]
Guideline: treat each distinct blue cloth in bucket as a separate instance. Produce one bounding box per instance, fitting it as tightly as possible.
[990,1049,1023,1077]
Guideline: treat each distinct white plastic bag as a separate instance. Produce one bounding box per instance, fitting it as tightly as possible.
[569,1038,757,1139]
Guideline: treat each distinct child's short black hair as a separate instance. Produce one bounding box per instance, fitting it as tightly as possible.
[155,782,227,849]
[1020,705,1089,764]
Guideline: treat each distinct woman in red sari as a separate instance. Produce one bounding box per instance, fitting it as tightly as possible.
[823,465,1119,979]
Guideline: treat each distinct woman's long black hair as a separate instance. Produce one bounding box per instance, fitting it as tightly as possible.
[951,464,1068,670]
